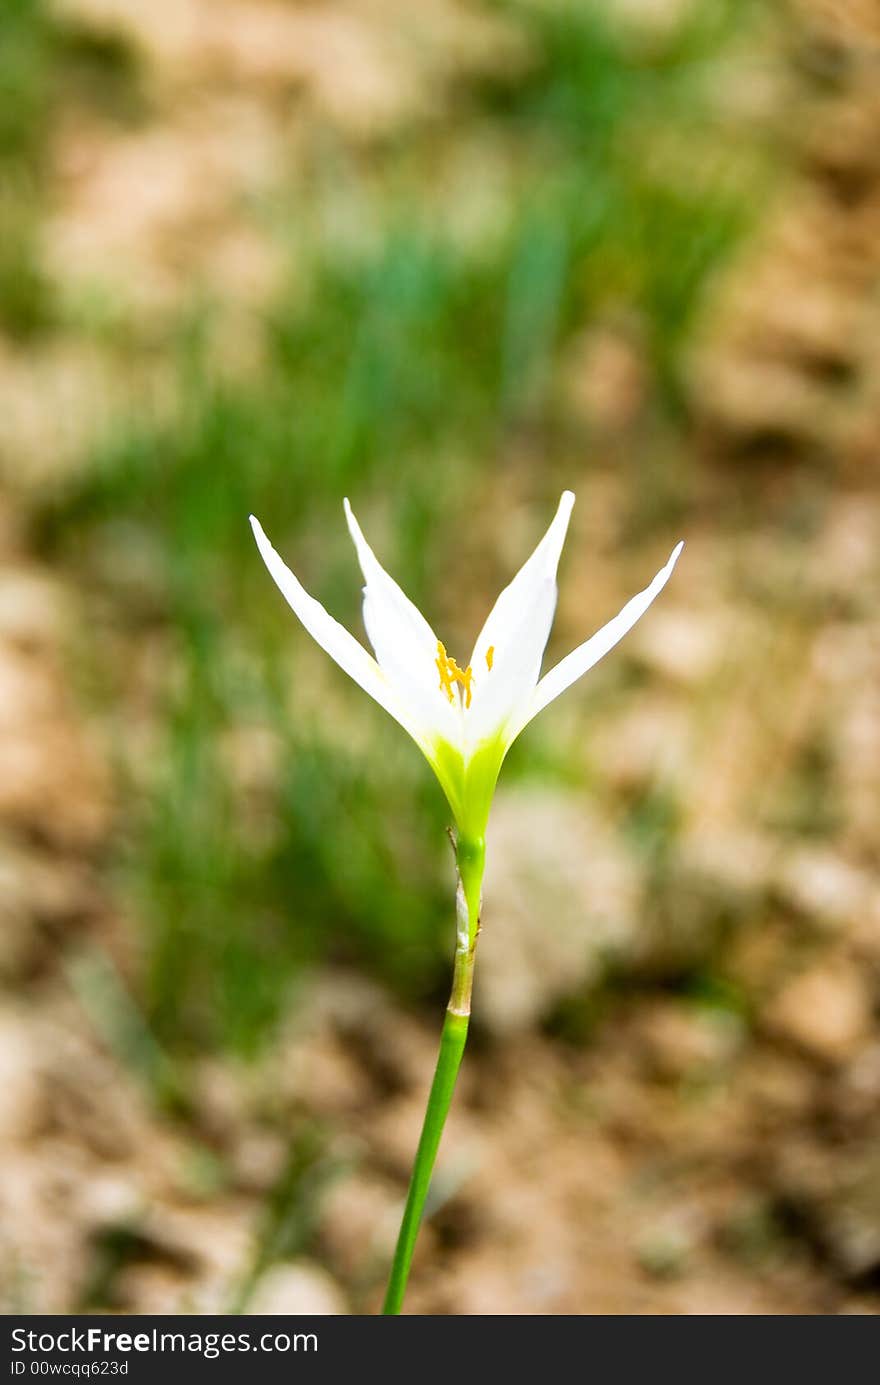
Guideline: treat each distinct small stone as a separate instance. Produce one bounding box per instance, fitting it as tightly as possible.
[774,849,875,932]
[230,1131,286,1193]
[246,1262,346,1316]
[78,1173,143,1227]
[479,789,642,1033]
[767,960,872,1063]
[597,699,692,792]
[319,1176,402,1281]
[0,569,70,651]
[631,608,728,685]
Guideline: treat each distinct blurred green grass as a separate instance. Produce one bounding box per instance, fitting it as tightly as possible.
[0,0,54,336]
[20,0,773,1057]
[0,0,147,336]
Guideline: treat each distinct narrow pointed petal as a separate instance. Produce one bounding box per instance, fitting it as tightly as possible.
[343,498,438,662]
[520,540,684,733]
[465,491,574,745]
[343,499,457,736]
[469,491,574,673]
[250,515,426,745]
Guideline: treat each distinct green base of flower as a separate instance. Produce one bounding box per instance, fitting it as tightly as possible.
[430,737,505,844]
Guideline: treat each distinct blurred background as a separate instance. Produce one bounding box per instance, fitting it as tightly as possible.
[1,0,879,1315]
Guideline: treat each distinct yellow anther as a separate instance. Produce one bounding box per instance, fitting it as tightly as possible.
[436,640,474,708]
[436,641,457,703]
[485,645,495,672]
[459,664,474,709]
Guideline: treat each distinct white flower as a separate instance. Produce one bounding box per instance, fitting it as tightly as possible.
[250,493,682,842]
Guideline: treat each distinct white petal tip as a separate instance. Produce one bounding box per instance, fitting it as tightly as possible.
[669,540,684,565]
[342,496,361,540]
[250,515,279,568]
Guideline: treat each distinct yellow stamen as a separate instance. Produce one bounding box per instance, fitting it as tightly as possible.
[436,641,456,702]
[485,645,495,672]
[436,640,474,708]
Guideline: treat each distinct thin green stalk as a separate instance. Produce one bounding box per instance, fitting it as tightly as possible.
[382,835,484,1315]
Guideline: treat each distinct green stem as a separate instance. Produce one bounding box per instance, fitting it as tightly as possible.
[381,1005,468,1315]
[382,835,484,1315]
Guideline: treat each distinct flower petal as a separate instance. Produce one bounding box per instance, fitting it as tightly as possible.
[343,498,459,738]
[465,491,575,746]
[518,540,683,734]
[250,515,426,746]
